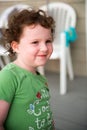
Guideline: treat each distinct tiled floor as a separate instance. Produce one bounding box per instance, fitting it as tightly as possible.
[46,72,87,130]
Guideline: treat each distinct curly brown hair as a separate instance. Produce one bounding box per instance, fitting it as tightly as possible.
[3,9,55,55]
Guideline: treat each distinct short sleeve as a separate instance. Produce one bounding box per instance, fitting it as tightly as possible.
[0,69,17,103]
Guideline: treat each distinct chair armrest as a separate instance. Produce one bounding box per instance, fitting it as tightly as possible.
[0,45,9,56]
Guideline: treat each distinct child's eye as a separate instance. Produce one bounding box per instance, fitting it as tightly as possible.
[32,41,39,44]
[46,40,52,44]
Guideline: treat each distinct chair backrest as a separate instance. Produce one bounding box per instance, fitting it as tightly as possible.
[0,4,31,28]
[40,2,76,40]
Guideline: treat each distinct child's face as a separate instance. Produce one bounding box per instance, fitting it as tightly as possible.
[12,24,53,69]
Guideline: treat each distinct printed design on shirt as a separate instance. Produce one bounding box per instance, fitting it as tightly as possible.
[36,92,41,99]
[27,87,53,130]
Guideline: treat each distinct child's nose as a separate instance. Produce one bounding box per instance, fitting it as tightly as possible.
[40,43,48,52]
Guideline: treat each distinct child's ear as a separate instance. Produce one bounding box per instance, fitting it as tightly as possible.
[11,41,19,53]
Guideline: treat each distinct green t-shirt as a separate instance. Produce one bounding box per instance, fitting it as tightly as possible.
[0,63,54,130]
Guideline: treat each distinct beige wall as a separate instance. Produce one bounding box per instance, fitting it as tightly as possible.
[0,0,86,76]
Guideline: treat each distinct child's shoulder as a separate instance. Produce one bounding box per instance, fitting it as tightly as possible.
[0,63,26,79]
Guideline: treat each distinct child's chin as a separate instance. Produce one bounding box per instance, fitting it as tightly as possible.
[39,62,46,66]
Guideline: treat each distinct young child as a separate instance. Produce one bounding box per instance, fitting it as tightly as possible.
[0,8,55,130]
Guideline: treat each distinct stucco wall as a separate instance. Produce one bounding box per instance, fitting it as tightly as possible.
[0,0,86,76]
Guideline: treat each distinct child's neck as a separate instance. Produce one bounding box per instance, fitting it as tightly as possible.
[13,60,37,74]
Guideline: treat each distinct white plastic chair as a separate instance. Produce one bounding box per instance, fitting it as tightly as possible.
[39,2,77,95]
[0,4,31,69]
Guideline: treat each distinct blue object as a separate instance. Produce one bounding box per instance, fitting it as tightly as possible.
[64,27,77,47]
